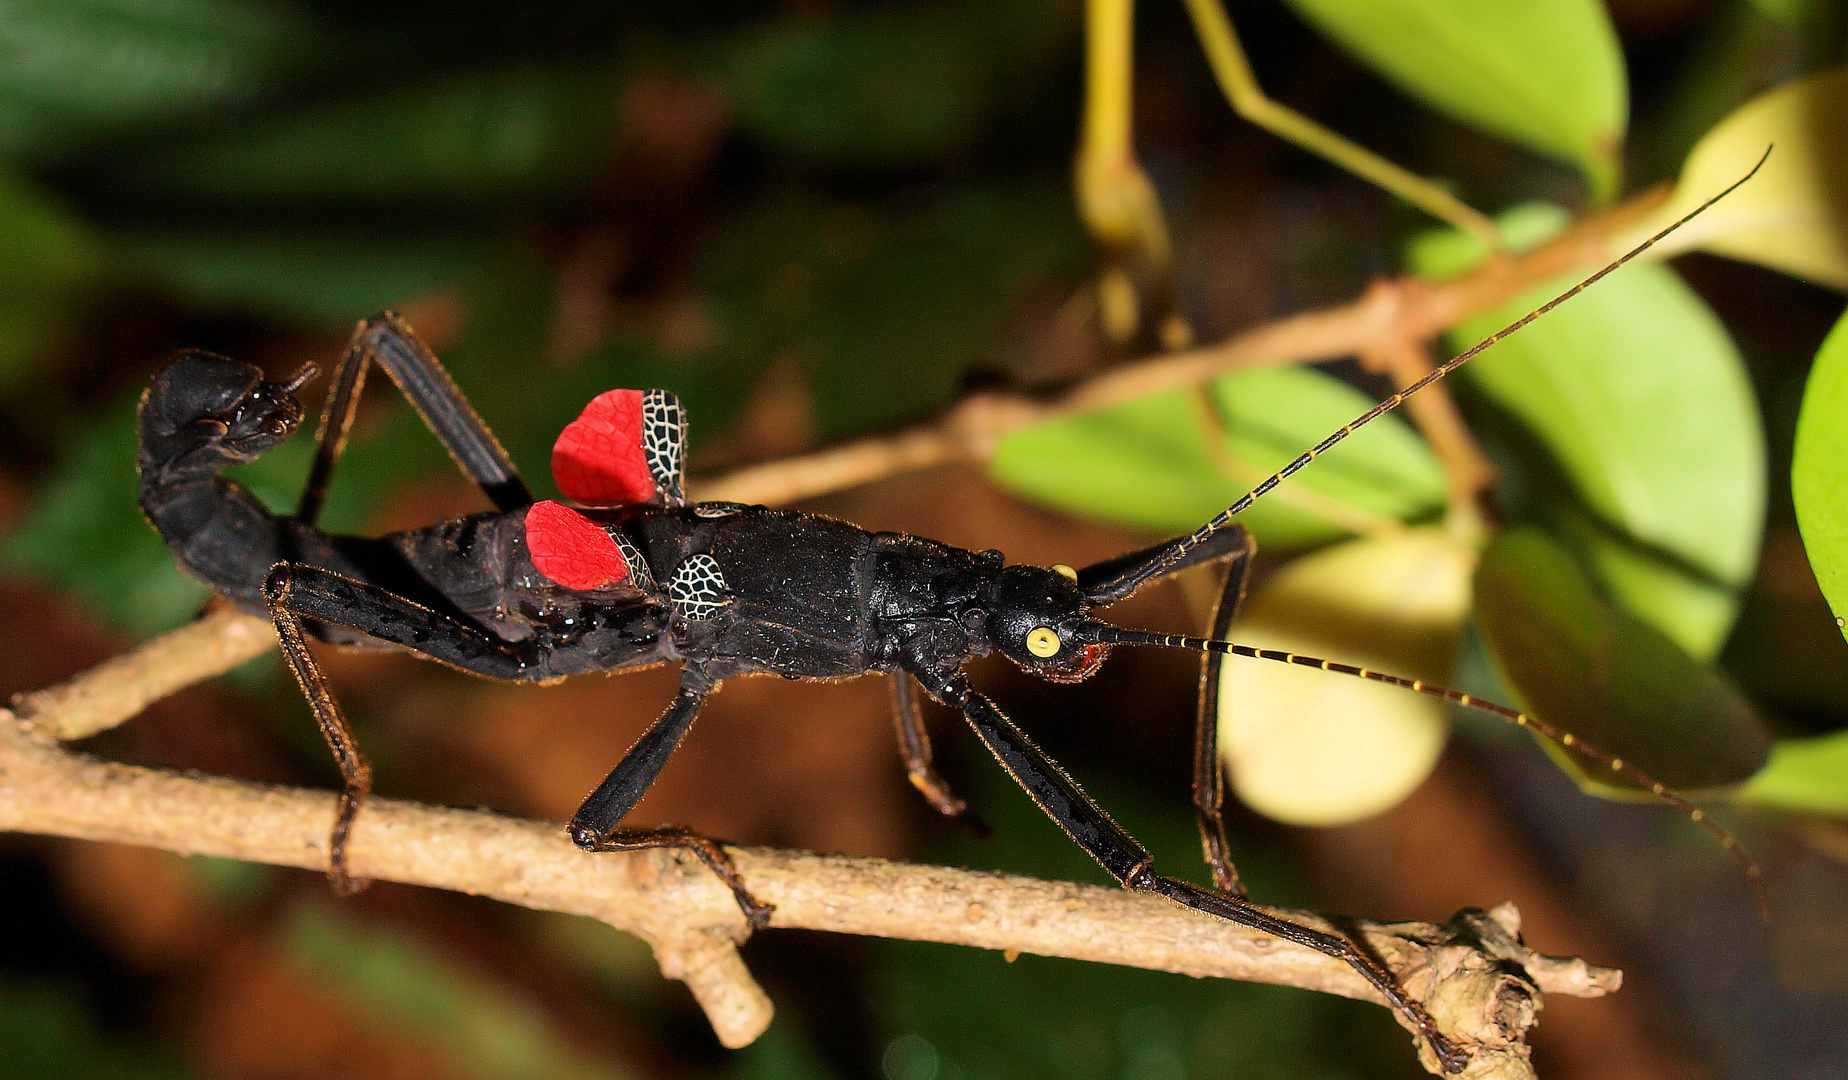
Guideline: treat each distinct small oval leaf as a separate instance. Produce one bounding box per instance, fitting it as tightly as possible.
[1281,0,1626,198]
[1633,68,1848,291]
[1219,529,1475,825]
[989,365,1445,550]
[1793,306,1848,642]
[1474,529,1771,795]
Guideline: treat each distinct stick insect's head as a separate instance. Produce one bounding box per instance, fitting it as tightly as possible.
[985,564,1114,683]
[140,352,315,472]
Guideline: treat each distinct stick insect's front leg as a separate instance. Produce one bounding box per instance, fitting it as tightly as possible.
[262,563,540,892]
[916,667,1468,1075]
[570,668,772,930]
[890,673,988,835]
[297,313,532,524]
[1192,528,1255,897]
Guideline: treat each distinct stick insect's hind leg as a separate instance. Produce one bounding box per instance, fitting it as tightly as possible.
[262,563,541,892]
[919,668,1468,1074]
[1193,529,1255,897]
[569,674,774,931]
[891,673,990,836]
[296,313,533,525]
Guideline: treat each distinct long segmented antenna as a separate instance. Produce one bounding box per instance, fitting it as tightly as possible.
[1138,147,1773,583]
[1088,625,1772,921]
[281,362,319,394]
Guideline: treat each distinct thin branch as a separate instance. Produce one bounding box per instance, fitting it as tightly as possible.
[1357,334,1498,539]
[3,612,1618,1079]
[1179,0,1500,248]
[693,186,1670,508]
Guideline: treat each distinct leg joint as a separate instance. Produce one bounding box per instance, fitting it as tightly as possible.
[262,563,294,603]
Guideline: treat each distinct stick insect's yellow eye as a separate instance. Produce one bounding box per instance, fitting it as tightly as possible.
[1026,626,1061,658]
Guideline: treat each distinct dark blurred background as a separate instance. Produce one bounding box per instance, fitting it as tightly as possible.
[3,1,1848,1078]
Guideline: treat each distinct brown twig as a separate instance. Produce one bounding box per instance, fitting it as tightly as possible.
[1358,334,1498,539]
[693,186,1670,508]
[2,611,1618,1079]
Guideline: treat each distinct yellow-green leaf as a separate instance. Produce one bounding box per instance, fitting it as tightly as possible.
[1410,205,1764,659]
[1281,0,1626,199]
[1632,68,1848,291]
[1219,529,1474,825]
[1793,306,1848,642]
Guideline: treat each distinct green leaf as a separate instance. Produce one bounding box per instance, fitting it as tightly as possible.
[1474,528,1771,796]
[0,0,312,161]
[1794,306,1848,643]
[1740,729,1848,815]
[1630,68,1848,290]
[1281,0,1626,199]
[120,231,488,326]
[125,67,626,200]
[1410,204,1765,659]
[989,364,1445,549]
[0,167,105,385]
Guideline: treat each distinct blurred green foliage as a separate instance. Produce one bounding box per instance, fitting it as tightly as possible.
[0,982,188,1080]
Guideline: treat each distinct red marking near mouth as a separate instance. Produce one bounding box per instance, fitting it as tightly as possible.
[1042,643,1111,684]
[526,500,631,590]
[552,389,655,506]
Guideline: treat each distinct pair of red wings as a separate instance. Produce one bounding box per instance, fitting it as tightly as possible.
[527,389,684,591]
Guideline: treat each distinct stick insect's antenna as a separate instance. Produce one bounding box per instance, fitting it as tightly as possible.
[280,362,320,394]
[1133,147,1773,586]
[1087,624,1773,921]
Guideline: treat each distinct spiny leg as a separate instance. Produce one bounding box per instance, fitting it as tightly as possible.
[891,673,988,836]
[1192,528,1255,897]
[297,313,532,525]
[262,563,542,890]
[570,672,773,931]
[264,577,373,895]
[917,668,1467,1074]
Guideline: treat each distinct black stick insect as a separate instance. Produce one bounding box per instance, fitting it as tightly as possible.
[136,158,1766,1073]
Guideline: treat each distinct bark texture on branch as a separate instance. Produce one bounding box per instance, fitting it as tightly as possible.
[2,611,1618,1079]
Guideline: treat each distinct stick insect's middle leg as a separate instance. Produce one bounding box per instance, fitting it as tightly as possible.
[570,675,773,930]
[1192,531,1256,898]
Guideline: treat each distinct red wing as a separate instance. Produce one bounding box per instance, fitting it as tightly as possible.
[551,388,686,508]
[553,389,654,506]
[525,500,631,590]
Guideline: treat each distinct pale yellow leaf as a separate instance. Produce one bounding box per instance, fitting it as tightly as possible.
[1218,529,1475,826]
[1633,68,1848,291]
